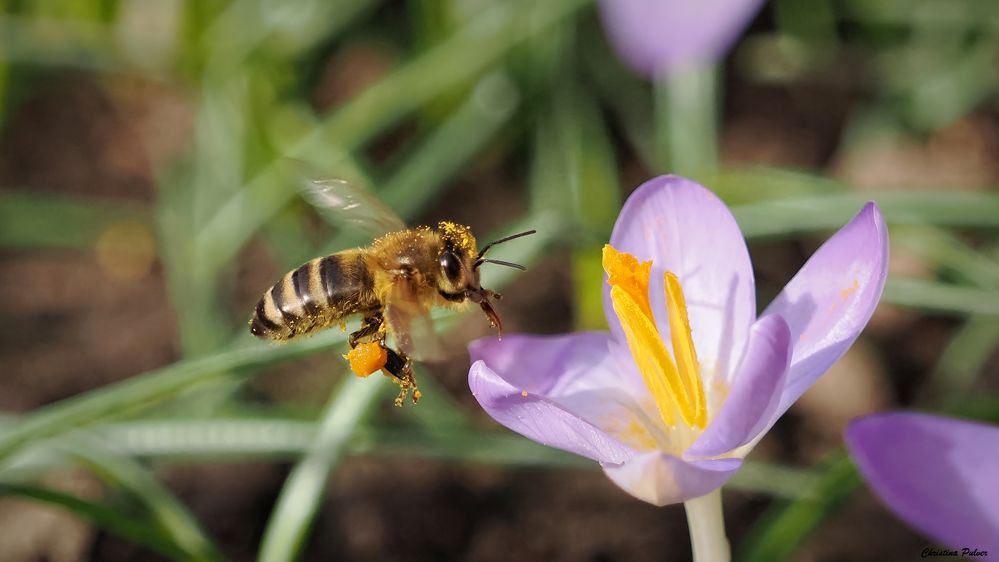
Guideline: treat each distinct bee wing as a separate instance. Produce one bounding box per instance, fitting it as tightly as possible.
[383,274,446,362]
[302,177,407,239]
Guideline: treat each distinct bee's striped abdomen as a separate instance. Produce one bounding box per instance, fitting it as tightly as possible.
[250,252,375,341]
[319,253,348,307]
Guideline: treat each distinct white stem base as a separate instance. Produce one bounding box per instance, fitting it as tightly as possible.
[683,488,730,562]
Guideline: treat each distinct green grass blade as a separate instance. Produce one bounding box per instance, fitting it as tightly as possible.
[531,76,620,329]
[356,428,819,498]
[585,50,655,169]
[882,277,999,316]
[547,79,621,238]
[312,0,591,150]
[105,419,319,461]
[59,436,225,562]
[894,226,999,288]
[709,166,847,205]
[739,452,861,562]
[0,330,349,461]
[202,0,376,64]
[257,376,383,562]
[0,481,190,561]
[308,73,522,261]
[896,230,999,397]
[734,190,999,240]
[394,368,472,433]
[940,395,999,425]
[727,461,821,501]
[197,0,592,275]
[928,315,999,403]
[7,418,818,500]
[840,0,999,30]
[377,73,520,220]
[0,192,151,249]
[0,15,124,71]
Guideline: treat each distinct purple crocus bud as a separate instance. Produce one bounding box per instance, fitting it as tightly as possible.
[598,0,768,77]
[846,413,999,553]
[469,175,889,506]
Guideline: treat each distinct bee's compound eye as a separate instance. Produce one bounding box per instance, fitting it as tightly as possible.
[440,251,462,282]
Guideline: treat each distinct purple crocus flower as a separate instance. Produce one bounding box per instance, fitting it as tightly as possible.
[845,413,999,554]
[598,0,767,77]
[468,175,889,506]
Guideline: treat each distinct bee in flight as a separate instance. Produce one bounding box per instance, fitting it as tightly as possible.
[249,177,535,406]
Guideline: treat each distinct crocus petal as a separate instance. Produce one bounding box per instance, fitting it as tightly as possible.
[469,333,662,455]
[845,413,999,552]
[598,0,767,77]
[686,314,791,459]
[604,176,755,384]
[468,332,634,398]
[603,450,742,506]
[468,360,635,465]
[764,202,888,418]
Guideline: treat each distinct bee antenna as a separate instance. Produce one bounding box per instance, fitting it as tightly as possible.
[474,258,527,271]
[477,229,536,259]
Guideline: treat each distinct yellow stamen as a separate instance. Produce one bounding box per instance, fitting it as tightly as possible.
[664,272,707,428]
[609,286,680,426]
[603,245,654,320]
[603,245,707,429]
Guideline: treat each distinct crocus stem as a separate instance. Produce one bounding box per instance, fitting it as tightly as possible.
[653,63,719,179]
[684,488,730,562]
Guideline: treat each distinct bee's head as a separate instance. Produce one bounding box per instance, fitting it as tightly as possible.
[436,221,480,294]
[435,221,536,338]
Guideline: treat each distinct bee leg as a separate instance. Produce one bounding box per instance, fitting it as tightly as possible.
[348,314,384,348]
[383,348,421,407]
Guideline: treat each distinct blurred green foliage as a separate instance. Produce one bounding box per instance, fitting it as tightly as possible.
[0,0,997,560]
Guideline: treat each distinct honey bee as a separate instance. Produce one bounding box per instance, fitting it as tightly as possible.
[249,178,534,406]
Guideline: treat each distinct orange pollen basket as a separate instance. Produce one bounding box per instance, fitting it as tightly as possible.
[344,342,388,377]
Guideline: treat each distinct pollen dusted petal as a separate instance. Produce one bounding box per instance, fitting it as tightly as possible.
[610,286,699,427]
[664,272,707,428]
